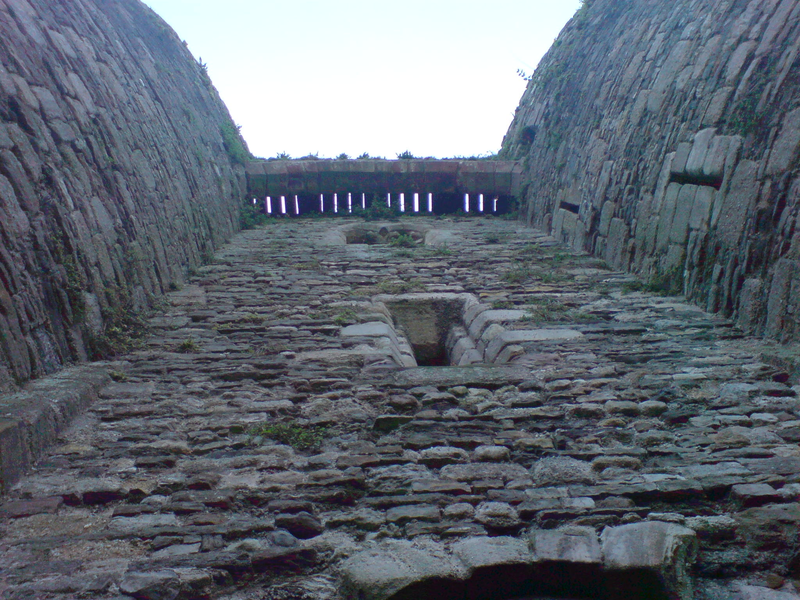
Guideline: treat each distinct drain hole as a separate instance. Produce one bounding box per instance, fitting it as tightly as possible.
[413,342,449,367]
[380,295,469,367]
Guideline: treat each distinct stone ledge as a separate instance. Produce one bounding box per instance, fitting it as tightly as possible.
[341,523,698,600]
[0,362,119,494]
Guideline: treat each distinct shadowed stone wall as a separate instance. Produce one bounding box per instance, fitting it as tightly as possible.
[0,0,247,390]
[502,0,800,341]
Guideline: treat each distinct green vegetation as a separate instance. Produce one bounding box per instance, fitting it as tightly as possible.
[727,56,777,137]
[389,233,417,248]
[522,297,595,323]
[239,312,264,323]
[108,370,128,382]
[88,286,150,359]
[295,259,322,271]
[240,198,269,229]
[354,198,402,222]
[491,300,514,309]
[333,307,358,326]
[375,279,425,295]
[220,121,250,165]
[176,337,200,353]
[428,243,453,257]
[620,267,684,296]
[249,422,327,451]
[502,265,534,284]
[645,266,684,296]
[396,150,416,159]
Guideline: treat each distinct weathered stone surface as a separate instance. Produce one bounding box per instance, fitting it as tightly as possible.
[502,0,800,341]
[340,540,465,600]
[533,456,596,487]
[1,218,798,599]
[529,527,601,564]
[119,570,182,600]
[0,0,244,394]
[602,521,698,600]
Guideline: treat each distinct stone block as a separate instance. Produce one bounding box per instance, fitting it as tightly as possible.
[685,128,717,177]
[669,184,697,245]
[452,535,532,570]
[599,200,615,236]
[688,186,715,231]
[671,143,693,175]
[767,107,800,175]
[601,521,698,600]
[340,540,466,600]
[731,483,782,507]
[656,183,681,251]
[702,135,732,179]
[529,527,602,564]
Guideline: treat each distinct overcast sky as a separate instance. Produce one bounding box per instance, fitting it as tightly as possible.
[141,1,580,159]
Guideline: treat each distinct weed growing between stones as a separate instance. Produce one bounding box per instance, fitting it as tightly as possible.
[238,312,264,324]
[333,308,358,326]
[492,301,514,309]
[502,265,534,284]
[240,198,269,230]
[354,199,402,222]
[87,287,150,359]
[108,370,128,382]
[249,422,327,451]
[423,244,453,257]
[219,121,250,165]
[389,233,417,248]
[521,297,596,323]
[375,279,425,295]
[295,259,322,271]
[619,267,684,296]
[176,337,200,353]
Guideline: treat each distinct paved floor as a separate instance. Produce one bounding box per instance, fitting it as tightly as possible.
[1,217,799,600]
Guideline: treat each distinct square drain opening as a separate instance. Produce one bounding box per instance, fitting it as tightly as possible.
[379,294,470,367]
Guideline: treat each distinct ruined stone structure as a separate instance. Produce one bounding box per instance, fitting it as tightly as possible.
[245,159,523,216]
[502,0,800,342]
[0,0,246,392]
[1,0,800,599]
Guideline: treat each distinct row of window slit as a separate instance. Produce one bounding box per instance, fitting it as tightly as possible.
[252,192,501,215]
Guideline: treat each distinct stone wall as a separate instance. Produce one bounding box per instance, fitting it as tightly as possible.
[502,0,800,341]
[0,0,247,390]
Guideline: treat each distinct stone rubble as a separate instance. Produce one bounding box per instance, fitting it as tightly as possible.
[1,217,799,600]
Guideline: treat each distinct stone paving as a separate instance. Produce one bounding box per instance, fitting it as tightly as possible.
[1,217,799,600]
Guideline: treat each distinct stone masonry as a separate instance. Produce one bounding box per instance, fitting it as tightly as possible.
[0,0,246,391]
[1,217,799,599]
[502,0,800,341]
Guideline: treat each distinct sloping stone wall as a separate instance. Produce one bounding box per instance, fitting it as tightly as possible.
[502,0,800,341]
[0,0,247,390]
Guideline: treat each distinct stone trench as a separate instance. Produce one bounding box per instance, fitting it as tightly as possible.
[1,217,799,600]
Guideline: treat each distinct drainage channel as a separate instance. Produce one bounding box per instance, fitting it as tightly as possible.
[340,293,586,371]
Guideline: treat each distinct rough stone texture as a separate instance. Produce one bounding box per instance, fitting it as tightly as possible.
[1,217,798,599]
[602,521,698,600]
[502,0,800,341]
[0,0,246,391]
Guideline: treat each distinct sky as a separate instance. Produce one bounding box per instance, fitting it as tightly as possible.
[141,1,581,159]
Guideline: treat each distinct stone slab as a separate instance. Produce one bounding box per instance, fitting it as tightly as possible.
[0,363,118,494]
[386,365,531,388]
